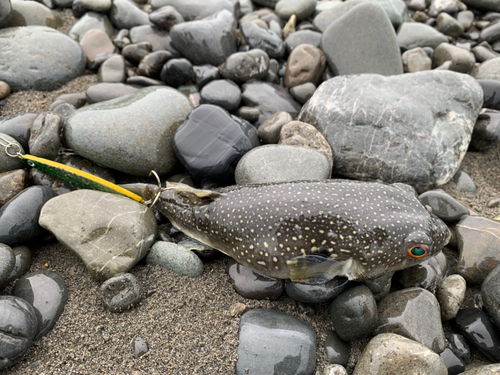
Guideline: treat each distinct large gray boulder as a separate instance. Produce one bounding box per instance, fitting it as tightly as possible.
[298,70,483,192]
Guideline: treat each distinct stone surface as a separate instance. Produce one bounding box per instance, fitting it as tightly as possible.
[472,56,500,81]
[481,264,500,330]
[0,133,24,173]
[346,0,410,29]
[138,51,173,79]
[85,82,139,104]
[0,170,26,207]
[461,365,500,375]
[455,216,500,284]
[79,29,115,63]
[3,245,31,285]
[219,49,270,83]
[29,112,63,160]
[0,296,38,370]
[284,44,325,88]
[100,273,142,312]
[170,10,237,66]
[81,0,112,12]
[0,186,55,246]
[228,261,283,300]
[324,330,351,367]
[242,81,301,125]
[434,43,475,74]
[298,71,483,192]
[173,104,259,185]
[0,0,12,28]
[237,309,316,375]
[397,252,447,293]
[289,83,316,105]
[258,111,292,144]
[9,0,61,28]
[436,274,466,321]
[98,54,126,83]
[419,189,469,222]
[329,284,377,342]
[0,244,15,287]
[150,0,239,21]
[397,22,449,49]
[149,5,184,30]
[285,30,322,53]
[0,114,35,151]
[0,26,86,91]
[146,241,204,277]
[352,333,448,375]
[478,80,500,110]
[12,271,68,340]
[275,0,317,22]
[129,25,174,53]
[200,79,241,112]
[321,3,402,76]
[109,0,150,30]
[285,277,348,304]
[66,86,192,177]
[436,12,464,37]
[69,12,114,41]
[375,287,446,353]
[461,0,500,12]
[235,144,331,185]
[160,58,195,87]
[240,21,285,60]
[39,190,157,281]
[402,47,432,73]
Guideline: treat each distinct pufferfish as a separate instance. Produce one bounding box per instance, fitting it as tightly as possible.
[139,179,450,284]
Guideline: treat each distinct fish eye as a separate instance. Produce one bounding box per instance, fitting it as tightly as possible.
[407,244,429,258]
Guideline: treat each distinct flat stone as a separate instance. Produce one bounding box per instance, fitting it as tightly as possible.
[0,186,55,246]
[219,49,270,83]
[39,190,157,281]
[0,26,86,91]
[237,309,316,375]
[472,56,500,81]
[397,22,449,49]
[352,333,447,375]
[170,10,237,66]
[12,270,68,340]
[109,0,150,30]
[9,0,61,28]
[375,287,446,353]
[228,261,284,300]
[69,12,114,41]
[297,71,483,192]
[321,3,402,76]
[0,170,26,207]
[200,79,241,112]
[100,273,142,312]
[235,144,331,185]
[0,296,37,370]
[150,0,239,21]
[146,241,204,277]
[85,82,139,104]
[66,86,192,176]
[241,81,301,125]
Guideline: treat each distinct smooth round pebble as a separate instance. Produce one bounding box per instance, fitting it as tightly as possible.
[146,241,204,277]
[100,273,142,313]
[200,79,241,112]
[3,245,31,285]
[436,274,466,321]
[228,261,283,300]
[324,330,351,367]
[258,111,292,144]
[0,244,15,287]
[0,81,10,99]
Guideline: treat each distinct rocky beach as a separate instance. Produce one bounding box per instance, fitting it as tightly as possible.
[2,0,500,374]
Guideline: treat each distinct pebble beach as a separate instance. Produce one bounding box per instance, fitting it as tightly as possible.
[2,0,500,374]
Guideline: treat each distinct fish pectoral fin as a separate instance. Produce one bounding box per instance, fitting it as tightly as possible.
[165,182,222,205]
[287,255,351,284]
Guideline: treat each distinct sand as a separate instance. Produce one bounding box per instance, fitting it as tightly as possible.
[2,8,500,375]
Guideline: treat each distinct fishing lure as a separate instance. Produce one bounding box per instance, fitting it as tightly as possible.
[0,136,145,203]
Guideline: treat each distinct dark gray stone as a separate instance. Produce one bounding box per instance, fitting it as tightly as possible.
[12,271,68,340]
[470,109,500,151]
[3,245,31,285]
[109,0,150,30]
[461,0,500,12]
[194,65,220,88]
[290,83,316,105]
[453,170,476,192]
[324,330,351,367]
[98,54,126,83]
[297,71,483,192]
[138,50,174,79]
[149,5,184,30]
[329,284,377,342]
[0,0,12,28]
[0,26,86,91]
[0,113,36,151]
[0,296,37,370]
[240,21,285,59]
[419,190,469,222]
[86,82,139,104]
[237,309,316,375]
[397,252,447,293]
[0,186,55,246]
[440,347,465,375]
[481,264,500,330]
[242,81,301,125]
[285,277,348,304]
[397,22,449,49]
[150,0,240,21]
[375,287,446,353]
[200,79,241,112]
[66,86,192,176]
[129,25,177,53]
[28,112,63,160]
[0,244,15,287]
[228,261,283,300]
[170,10,237,66]
[275,0,317,22]
[100,273,142,312]
[285,30,322,53]
[321,3,402,76]
[218,49,269,83]
[447,333,470,362]
[160,58,195,87]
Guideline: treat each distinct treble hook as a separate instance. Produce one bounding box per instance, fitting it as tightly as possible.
[0,136,23,158]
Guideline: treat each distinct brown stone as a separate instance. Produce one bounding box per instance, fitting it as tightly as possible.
[278,120,333,170]
[0,169,27,207]
[0,81,10,99]
[284,43,326,88]
[79,29,115,62]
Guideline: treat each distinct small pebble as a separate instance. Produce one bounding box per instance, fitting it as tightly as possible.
[100,273,142,313]
[0,81,11,99]
[146,241,204,278]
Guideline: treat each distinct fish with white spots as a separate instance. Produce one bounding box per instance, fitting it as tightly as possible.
[140,180,450,284]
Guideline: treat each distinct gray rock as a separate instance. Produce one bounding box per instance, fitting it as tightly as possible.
[453,170,476,192]
[86,82,139,103]
[0,26,86,91]
[330,284,377,342]
[39,190,156,281]
[0,0,12,28]
[170,10,237,66]
[353,333,448,375]
[286,277,348,304]
[482,264,500,330]
[9,0,61,28]
[321,3,402,76]
[146,241,204,277]
[69,12,115,40]
[324,330,351,367]
[429,0,466,17]
[240,21,285,60]
[297,71,483,192]
[228,261,284,300]
[200,79,241,112]
[109,0,150,30]
[0,133,24,173]
[219,49,269,82]
[346,0,410,29]
[437,274,466,321]
[150,0,239,21]
[28,112,63,160]
[461,0,500,12]
[241,81,301,125]
[275,0,317,22]
[397,22,449,49]
[258,111,293,144]
[12,271,68,340]
[434,43,475,74]
[0,296,37,370]
[81,0,112,12]
[100,273,142,312]
[235,144,331,185]
[3,245,31,285]
[285,29,322,53]
[472,56,500,81]
[98,55,126,83]
[237,309,316,375]
[322,364,348,375]
[290,83,316,105]
[436,12,464,37]
[402,47,432,72]
[313,1,360,32]
[448,333,471,362]
[397,252,447,293]
[149,5,184,30]
[461,364,500,375]
[458,10,474,31]
[0,186,55,246]
[375,287,446,353]
[129,25,174,53]
[418,189,469,222]
[0,244,15,287]
[66,86,192,176]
